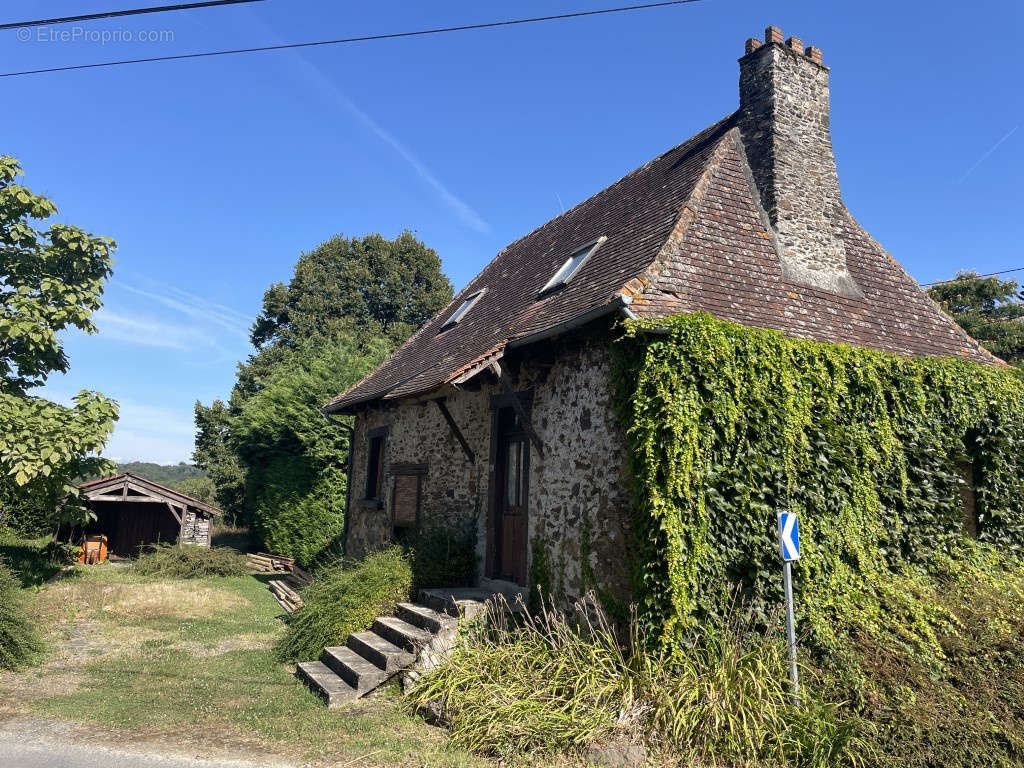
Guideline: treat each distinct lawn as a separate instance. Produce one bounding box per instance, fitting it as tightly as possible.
[0,560,484,767]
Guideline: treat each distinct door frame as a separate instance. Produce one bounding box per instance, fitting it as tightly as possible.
[486,390,533,583]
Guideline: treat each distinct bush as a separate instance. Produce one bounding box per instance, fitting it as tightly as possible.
[275,547,412,662]
[403,519,478,590]
[133,543,248,579]
[0,535,64,587]
[410,596,865,766]
[0,559,44,670]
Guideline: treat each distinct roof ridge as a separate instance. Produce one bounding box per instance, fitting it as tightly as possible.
[492,113,739,261]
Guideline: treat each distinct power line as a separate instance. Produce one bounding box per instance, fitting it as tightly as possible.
[923,267,1024,287]
[0,0,704,78]
[0,0,265,31]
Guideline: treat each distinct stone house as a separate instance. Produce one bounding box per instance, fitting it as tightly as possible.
[324,27,996,602]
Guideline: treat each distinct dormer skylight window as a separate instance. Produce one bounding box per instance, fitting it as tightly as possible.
[538,236,606,296]
[440,289,484,331]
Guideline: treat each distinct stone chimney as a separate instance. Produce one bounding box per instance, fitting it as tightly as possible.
[738,26,862,297]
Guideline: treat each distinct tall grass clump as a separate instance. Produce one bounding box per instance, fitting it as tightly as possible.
[0,559,44,670]
[275,546,412,662]
[409,595,865,766]
[133,543,249,579]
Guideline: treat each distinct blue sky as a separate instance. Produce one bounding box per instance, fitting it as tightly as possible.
[2,0,1021,464]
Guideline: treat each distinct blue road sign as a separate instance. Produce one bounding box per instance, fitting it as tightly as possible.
[778,511,800,562]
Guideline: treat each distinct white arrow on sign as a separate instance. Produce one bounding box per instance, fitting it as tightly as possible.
[778,511,800,562]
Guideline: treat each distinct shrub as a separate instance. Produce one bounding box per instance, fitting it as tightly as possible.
[0,535,64,587]
[0,559,44,670]
[410,595,865,766]
[403,519,478,590]
[275,547,412,662]
[133,543,248,579]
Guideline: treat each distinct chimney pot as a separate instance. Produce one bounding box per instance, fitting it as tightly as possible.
[745,37,762,55]
[785,36,804,54]
[806,45,823,64]
[765,25,783,44]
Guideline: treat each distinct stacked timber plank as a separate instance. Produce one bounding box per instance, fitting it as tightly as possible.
[247,552,294,573]
[247,552,312,613]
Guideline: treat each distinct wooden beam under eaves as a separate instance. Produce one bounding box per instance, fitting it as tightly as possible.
[434,398,475,463]
[496,364,544,456]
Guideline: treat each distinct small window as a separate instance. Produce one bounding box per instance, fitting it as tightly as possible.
[441,290,485,330]
[364,430,387,501]
[538,236,607,296]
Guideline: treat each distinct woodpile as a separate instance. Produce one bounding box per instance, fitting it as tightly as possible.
[247,552,294,572]
[269,578,304,613]
[248,552,312,612]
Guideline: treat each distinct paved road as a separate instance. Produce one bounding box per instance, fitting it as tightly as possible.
[0,717,301,768]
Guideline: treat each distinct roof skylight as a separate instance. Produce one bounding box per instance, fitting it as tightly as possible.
[440,289,484,330]
[539,236,606,296]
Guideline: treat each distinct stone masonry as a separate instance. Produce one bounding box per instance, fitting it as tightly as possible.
[738,27,863,298]
[346,329,633,607]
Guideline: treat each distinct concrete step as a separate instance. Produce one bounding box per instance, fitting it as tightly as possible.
[396,602,453,634]
[348,630,414,673]
[296,660,358,708]
[372,616,431,653]
[321,645,390,692]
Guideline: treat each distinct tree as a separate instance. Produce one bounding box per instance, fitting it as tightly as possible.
[928,271,1024,367]
[250,231,453,351]
[195,231,453,525]
[0,155,118,530]
[172,475,216,506]
[193,398,246,523]
[230,336,389,564]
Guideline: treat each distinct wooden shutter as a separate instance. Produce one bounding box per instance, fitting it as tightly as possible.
[391,463,427,528]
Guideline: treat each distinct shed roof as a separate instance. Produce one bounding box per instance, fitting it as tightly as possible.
[79,473,222,517]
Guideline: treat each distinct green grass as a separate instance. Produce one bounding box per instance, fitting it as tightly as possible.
[3,561,481,767]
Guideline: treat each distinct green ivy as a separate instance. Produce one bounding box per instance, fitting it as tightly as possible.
[612,312,1024,675]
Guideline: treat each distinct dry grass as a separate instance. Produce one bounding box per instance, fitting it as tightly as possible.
[100,581,243,619]
[0,563,482,768]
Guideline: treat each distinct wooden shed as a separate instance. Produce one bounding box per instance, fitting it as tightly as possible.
[77,473,221,557]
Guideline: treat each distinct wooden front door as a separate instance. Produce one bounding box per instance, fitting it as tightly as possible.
[492,406,529,585]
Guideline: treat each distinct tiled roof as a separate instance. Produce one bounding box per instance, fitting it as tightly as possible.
[325,116,736,411]
[79,473,223,516]
[326,114,996,413]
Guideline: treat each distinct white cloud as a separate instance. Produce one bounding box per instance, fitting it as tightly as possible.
[121,283,250,339]
[105,429,194,465]
[96,309,196,350]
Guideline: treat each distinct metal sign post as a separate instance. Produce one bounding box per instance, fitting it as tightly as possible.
[777,511,800,706]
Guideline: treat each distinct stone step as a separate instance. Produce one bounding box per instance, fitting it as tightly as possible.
[347,630,414,673]
[372,616,431,653]
[396,602,452,634]
[321,645,390,692]
[296,660,358,708]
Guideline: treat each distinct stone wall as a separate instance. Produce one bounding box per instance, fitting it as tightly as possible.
[738,28,862,298]
[345,327,633,607]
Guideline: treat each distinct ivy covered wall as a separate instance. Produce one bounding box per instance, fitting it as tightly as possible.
[613,312,1024,670]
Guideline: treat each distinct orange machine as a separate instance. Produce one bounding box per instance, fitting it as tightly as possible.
[78,534,108,564]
